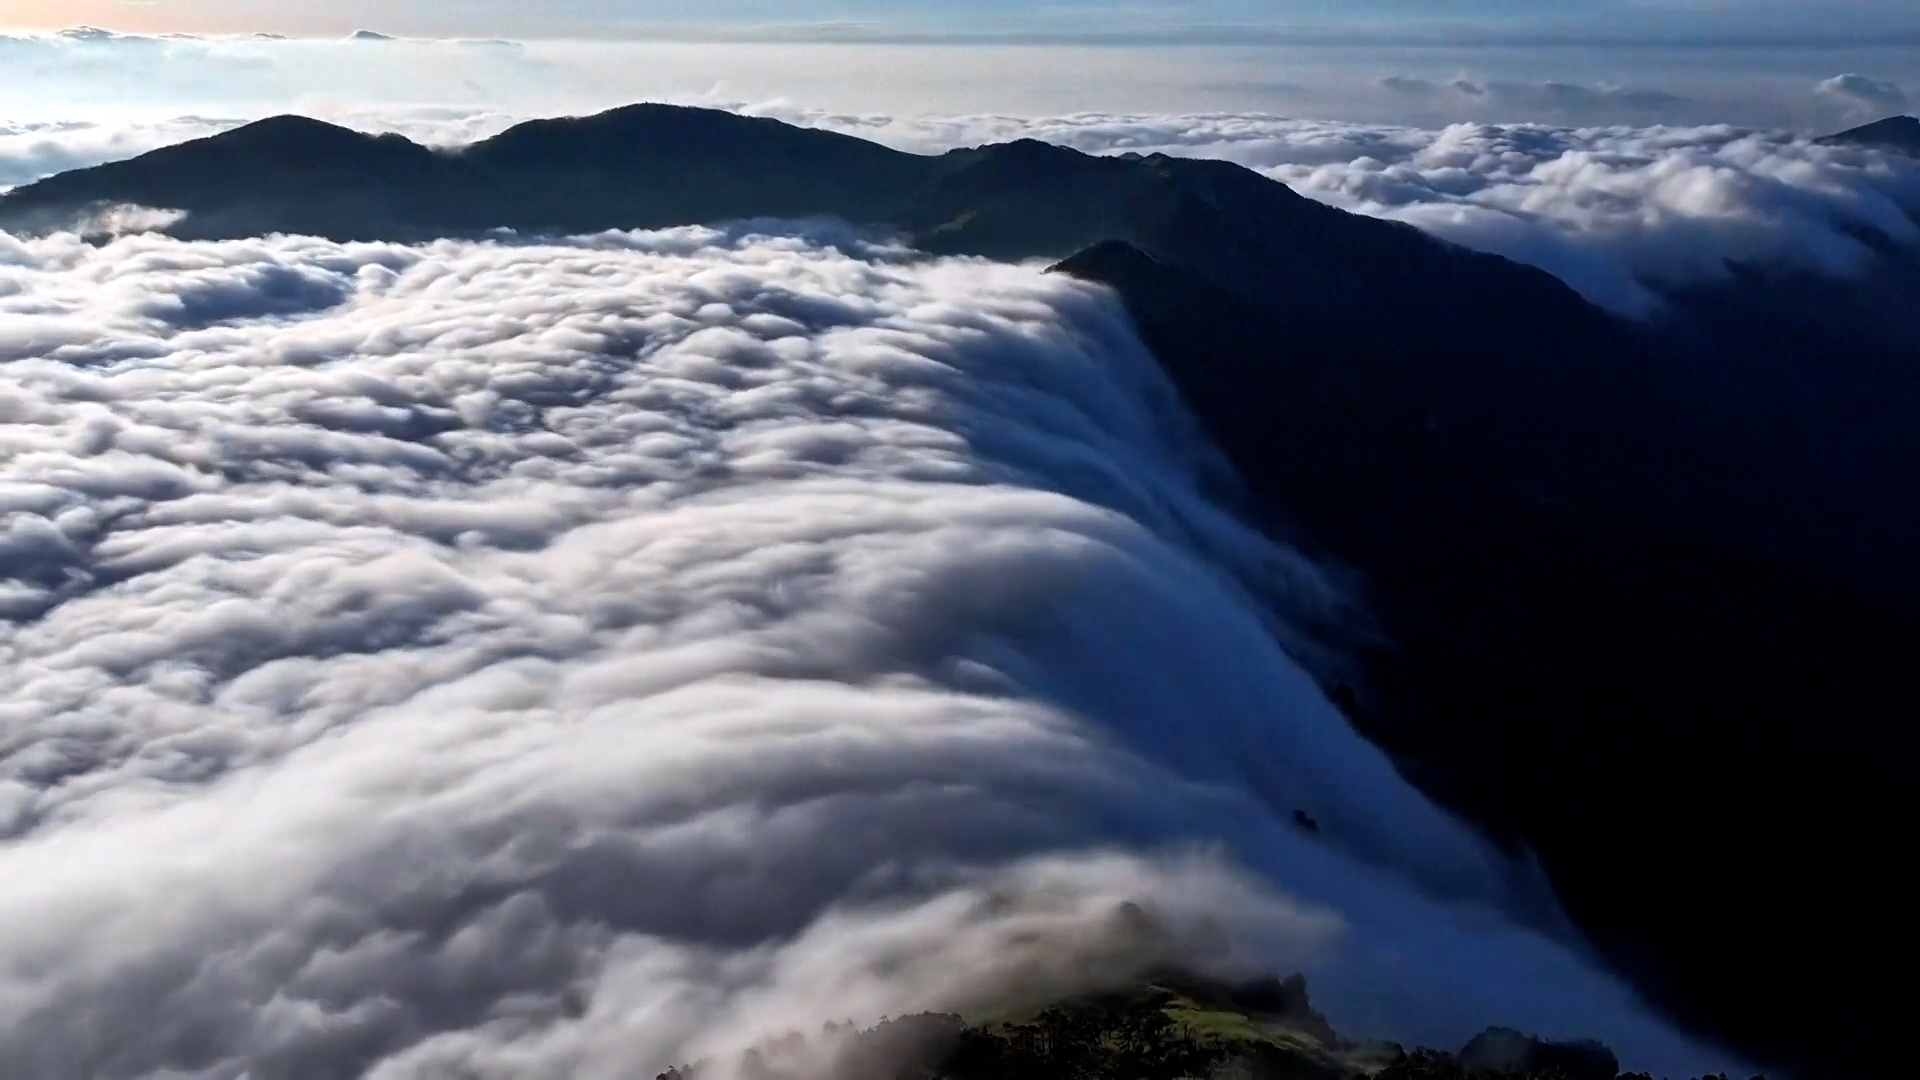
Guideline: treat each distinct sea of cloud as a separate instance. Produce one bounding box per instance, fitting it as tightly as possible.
[0,224,1732,1077]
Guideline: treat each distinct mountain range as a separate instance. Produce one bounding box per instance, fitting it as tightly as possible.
[4,105,1916,1079]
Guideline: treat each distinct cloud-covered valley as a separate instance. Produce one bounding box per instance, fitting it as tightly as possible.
[0,226,1732,1077]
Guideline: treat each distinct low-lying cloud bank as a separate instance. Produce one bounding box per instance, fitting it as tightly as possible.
[0,226,1726,1077]
[1260,120,1920,314]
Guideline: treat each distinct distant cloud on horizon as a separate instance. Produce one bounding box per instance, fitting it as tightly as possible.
[0,25,1913,133]
[1819,73,1912,118]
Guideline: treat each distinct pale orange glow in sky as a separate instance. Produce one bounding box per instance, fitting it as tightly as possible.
[0,1,173,32]
[0,1,349,35]
[6,1,1919,45]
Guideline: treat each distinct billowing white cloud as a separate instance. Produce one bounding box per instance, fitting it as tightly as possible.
[1817,73,1911,119]
[0,225,1728,1077]
[1264,121,1920,314]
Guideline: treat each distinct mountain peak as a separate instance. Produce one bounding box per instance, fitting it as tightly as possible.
[221,114,365,140]
[0,114,445,239]
[470,103,897,167]
[1049,239,1163,280]
[1818,114,1920,154]
[991,137,1082,157]
[188,115,429,165]
[508,103,795,143]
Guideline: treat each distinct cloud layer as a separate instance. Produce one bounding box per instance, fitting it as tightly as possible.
[0,225,1726,1077]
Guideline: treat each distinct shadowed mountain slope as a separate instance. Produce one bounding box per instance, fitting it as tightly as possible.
[2,115,466,239]
[1052,240,1914,1080]
[5,105,1917,1079]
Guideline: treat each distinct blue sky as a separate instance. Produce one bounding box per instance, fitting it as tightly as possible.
[7,0,1916,43]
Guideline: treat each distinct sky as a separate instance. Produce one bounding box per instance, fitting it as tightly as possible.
[1,0,1915,132]
[0,14,1914,134]
[2,0,1918,43]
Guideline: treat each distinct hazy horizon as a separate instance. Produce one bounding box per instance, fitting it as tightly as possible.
[0,28,1913,134]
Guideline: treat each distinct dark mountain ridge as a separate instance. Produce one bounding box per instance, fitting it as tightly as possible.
[1818,114,1920,155]
[4,106,1915,1079]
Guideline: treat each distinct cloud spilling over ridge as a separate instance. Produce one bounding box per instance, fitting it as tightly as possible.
[1263,121,1920,314]
[0,225,1726,1077]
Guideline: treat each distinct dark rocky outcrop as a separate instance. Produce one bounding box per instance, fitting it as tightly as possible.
[656,975,1764,1080]
[1458,1028,1619,1080]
